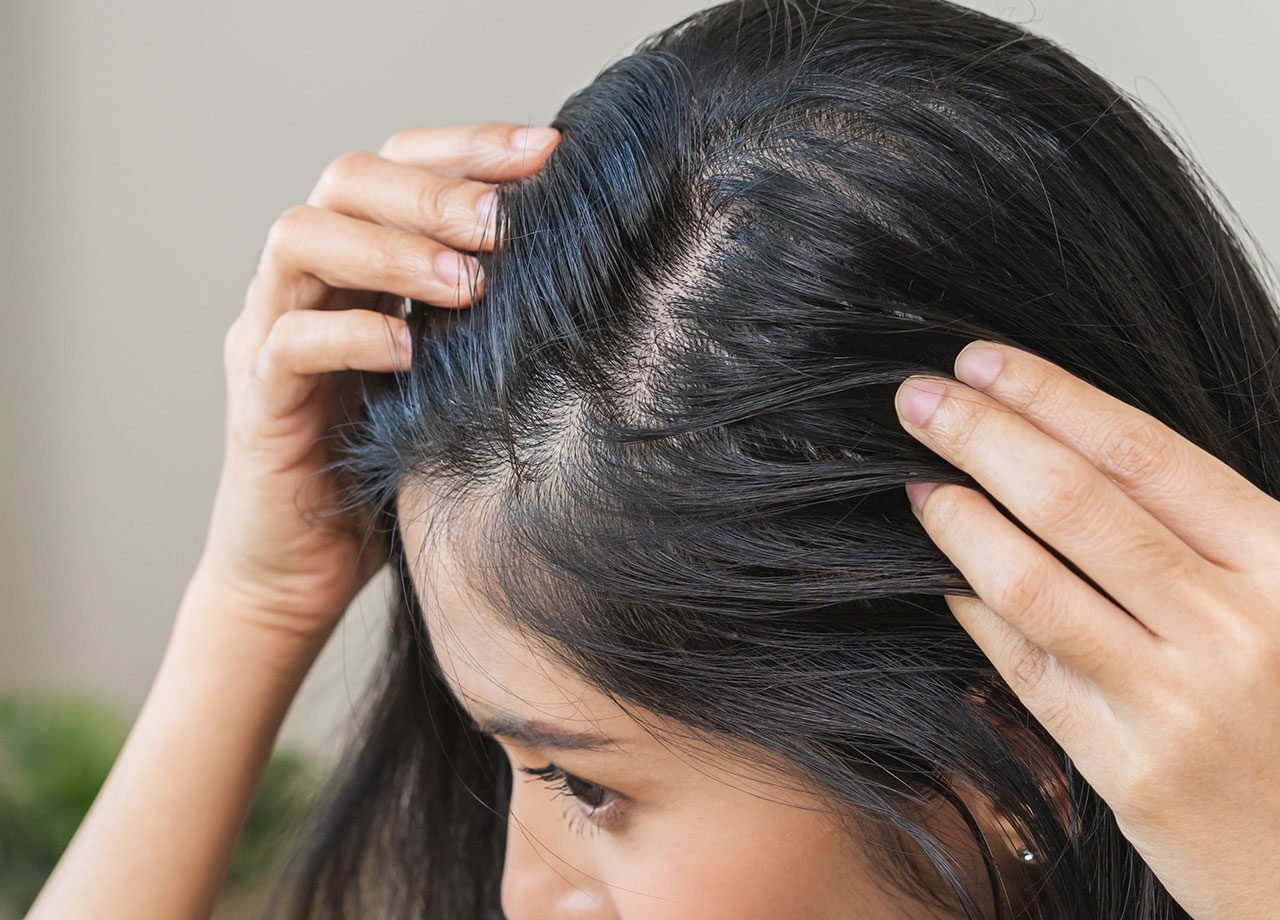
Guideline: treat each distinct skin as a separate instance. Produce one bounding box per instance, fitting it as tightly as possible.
[26,121,561,920]
[895,345,1280,920]
[25,120,1279,920]
[397,488,1035,919]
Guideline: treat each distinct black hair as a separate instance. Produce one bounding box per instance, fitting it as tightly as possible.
[263,1,1280,917]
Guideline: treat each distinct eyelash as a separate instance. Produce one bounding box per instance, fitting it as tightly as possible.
[518,763,620,836]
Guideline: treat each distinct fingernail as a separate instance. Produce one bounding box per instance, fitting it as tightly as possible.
[896,377,947,427]
[434,250,481,285]
[398,327,413,353]
[511,126,559,152]
[475,190,497,223]
[954,342,1004,391]
[906,481,939,512]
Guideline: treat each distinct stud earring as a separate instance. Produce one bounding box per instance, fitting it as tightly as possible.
[1015,845,1037,864]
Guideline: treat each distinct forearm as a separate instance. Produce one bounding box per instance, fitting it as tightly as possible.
[25,569,330,920]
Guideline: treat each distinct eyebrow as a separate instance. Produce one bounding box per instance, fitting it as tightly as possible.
[472,712,622,753]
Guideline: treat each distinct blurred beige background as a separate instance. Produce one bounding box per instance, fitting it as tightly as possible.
[2,0,1277,765]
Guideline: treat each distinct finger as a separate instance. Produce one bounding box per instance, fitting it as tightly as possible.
[306,151,499,252]
[377,121,561,180]
[910,479,1159,690]
[896,376,1229,641]
[952,340,1280,573]
[248,308,411,421]
[242,204,482,349]
[944,593,1120,754]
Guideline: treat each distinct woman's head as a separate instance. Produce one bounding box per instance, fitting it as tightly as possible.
[396,487,1009,918]
[269,1,1280,918]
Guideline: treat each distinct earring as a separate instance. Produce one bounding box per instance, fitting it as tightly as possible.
[1015,844,1037,864]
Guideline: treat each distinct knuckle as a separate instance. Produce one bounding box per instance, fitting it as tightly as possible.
[1013,374,1062,420]
[936,394,985,460]
[411,176,452,226]
[993,557,1054,620]
[1009,640,1054,697]
[1034,462,1103,535]
[1116,750,1166,821]
[1095,417,1171,485]
[913,481,968,539]
[1230,618,1279,690]
[1116,671,1217,818]
[378,129,415,160]
[474,123,512,159]
[1173,695,1214,741]
[442,122,498,161]
[1125,527,1192,582]
[265,204,311,257]
[1121,700,1208,818]
[1151,688,1211,753]
[377,231,436,287]
[317,150,373,196]
[245,345,269,386]
[257,311,305,367]
[920,481,960,527]
[377,131,403,159]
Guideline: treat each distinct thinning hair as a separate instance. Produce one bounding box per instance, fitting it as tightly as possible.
[265,1,1280,918]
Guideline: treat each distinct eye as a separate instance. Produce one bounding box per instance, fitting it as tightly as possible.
[519,763,621,833]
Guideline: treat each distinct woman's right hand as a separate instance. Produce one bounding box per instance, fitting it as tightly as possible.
[194,122,562,649]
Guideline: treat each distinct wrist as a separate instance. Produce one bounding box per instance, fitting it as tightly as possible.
[170,564,336,696]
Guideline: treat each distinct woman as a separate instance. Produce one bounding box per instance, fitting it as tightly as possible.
[26,0,1280,918]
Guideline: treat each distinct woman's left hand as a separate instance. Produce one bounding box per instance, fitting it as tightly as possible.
[894,340,1280,920]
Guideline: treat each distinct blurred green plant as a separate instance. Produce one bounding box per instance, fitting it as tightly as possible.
[0,693,321,918]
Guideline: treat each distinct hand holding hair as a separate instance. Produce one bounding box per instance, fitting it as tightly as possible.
[895,340,1280,920]
[24,122,560,920]
[26,0,1279,913]
[197,122,558,652]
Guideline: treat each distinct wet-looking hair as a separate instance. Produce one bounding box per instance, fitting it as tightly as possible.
[264,1,1280,918]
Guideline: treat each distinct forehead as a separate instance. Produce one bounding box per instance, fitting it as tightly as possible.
[393,484,833,803]
[395,484,636,742]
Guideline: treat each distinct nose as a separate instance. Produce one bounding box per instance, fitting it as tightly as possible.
[499,806,618,920]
